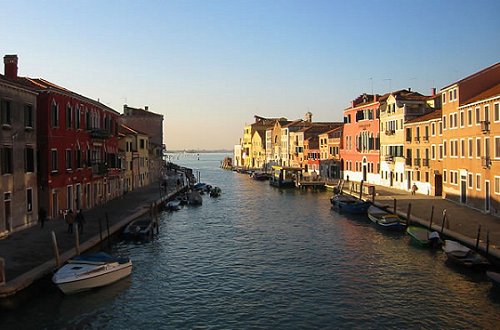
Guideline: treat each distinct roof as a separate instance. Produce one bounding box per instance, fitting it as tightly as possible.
[379,89,430,103]
[441,62,500,91]
[461,82,500,105]
[406,109,442,124]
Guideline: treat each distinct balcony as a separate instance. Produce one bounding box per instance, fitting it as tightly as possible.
[422,158,430,167]
[89,128,111,139]
[414,158,421,167]
[481,156,491,169]
[480,120,490,133]
[423,135,429,142]
[414,136,420,143]
[384,155,394,162]
[405,158,412,166]
[385,130,395,136]
[91,162,108,175]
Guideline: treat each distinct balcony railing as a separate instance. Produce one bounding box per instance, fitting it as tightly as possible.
[423,135,429,142]
[422,158,430,167]
[480,120,490,133]
[385,130,395,136]
[384,155,394,162]
[405,158,412,166]
[405,136,412,142]
[414,158,421,167]
[481,156,491,169]
[89,128,111,139]
[414,136,420,143]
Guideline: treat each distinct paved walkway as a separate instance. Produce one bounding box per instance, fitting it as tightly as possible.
[345,181,500,261]
[0,171,187,299]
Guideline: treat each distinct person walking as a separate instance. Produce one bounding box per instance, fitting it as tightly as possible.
[66,209,74,234]
[76,209,85,235]
[411,183,418,195]
[38,207,47,228]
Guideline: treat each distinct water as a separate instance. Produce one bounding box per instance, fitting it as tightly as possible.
[2,153,500,329]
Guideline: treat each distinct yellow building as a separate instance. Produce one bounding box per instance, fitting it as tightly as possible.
[440,62,500,214]
[118,124,150,191]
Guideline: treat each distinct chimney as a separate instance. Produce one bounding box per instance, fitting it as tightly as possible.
[4,54,18,79]
[431,88,436,96]
[374,94,378,102]
[408,87,411,92]
[145,106,149,111]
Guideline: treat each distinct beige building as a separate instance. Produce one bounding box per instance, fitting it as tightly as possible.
[440,62,500,214]
[319,125,343,180]
[0,72,38,235]
[405,110,443,196]
[118,124,150,190]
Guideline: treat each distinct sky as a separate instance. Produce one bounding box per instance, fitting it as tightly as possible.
[1,0,499,150]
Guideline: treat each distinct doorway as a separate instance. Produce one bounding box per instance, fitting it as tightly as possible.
[460,175,467,204]
[485,181,490,213]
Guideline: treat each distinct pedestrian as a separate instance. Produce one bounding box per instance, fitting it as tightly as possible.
[38,207,47,228]
[75,209,85,235]
[411,183,418,195]
[66,209,74,234]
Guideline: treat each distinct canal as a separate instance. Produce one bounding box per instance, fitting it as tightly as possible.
[2,153,500,329]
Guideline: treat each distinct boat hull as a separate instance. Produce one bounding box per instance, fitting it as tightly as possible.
[367,205,406,231]
[331,195,371,214]
[487,271,500,289]
[123,219,154,241]
[407,226,442,248]
[443,240,490,269]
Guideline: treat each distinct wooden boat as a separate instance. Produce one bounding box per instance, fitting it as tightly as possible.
[164,199,181,211]
[486,271,500,289]
[330,194,371,214]
[209,186,222,197]
[250,172,272,181]
[52,252,132,294]
[367,205,406,231]
[123,218,155,241]
[442,240,490,269]
[188,190,203,205]
[269,165,301,188]
[406,226,442,248]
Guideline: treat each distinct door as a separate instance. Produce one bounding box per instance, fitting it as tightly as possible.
[362,165,367,182]
[485,181,491,213]
[434,174,442,196]
[75,184,81,210]
[52,190,58,220]
[407,171,412,191]
[460,175,467,204]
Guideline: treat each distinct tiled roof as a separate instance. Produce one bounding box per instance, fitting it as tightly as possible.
[441,62,500,90]
[406,109,442,124]
[461,82,500,105]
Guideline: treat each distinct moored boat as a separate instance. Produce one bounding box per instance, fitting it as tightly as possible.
[367,205,406,231]
[330,194,371,214]
[209,186,222,197]
[188,190,203,205]
[486,271,500,289]
[123,218,155,241]
[442,240,490,269]
[250,172,272,181]
[52,252,132,294]
[406,225,442,248]
[164,199,182,211]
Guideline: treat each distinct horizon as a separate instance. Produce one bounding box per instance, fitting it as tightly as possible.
[1,0,499,150]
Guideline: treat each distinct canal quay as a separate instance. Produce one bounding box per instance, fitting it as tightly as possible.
[1,153,500,329]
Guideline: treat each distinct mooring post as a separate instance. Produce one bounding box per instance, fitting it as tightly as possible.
[486,230,490,255]
[0,257,5,285]
[51,230,60,268]
[429,205,434,230]
[371,186,376,203]
[440,209,447,234]
[75,225,80,255]
[359,180,364,200]
[406,203,412,227]
[393,198,397,214]
[475,225,481,251]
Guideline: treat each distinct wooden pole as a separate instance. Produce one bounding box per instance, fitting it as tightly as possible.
[486,230,490,255]
[393,198,397,214]
[51,231,60,268]
[475,225,481,251]
[75,225,80,255]
[371,186,376,203]
[359,180,364,200]
[429,205,434,230]
[440,210,447,234]
[406,203,412,227]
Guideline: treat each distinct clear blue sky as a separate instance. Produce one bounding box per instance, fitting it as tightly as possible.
[1,0,499,150]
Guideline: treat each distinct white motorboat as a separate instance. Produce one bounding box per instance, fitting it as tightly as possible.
[442,240,490,269]
[52,252,133,294]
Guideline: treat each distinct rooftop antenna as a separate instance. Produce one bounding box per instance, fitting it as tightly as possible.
[369,77,373,95]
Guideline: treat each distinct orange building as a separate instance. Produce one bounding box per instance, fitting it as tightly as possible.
[440,62,500,214]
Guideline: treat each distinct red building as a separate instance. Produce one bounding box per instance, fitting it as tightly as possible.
[340,93,381,184]
[4,55,122,219]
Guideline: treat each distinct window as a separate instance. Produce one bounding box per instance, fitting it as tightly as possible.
[484,105,490,123]
[439,144,443,160]
[468,173,473,189]
[468,138,473,158]
[140,139,145,149]
[496,137,500,159]
[431,145,436,160]
[76,150,82,168]
[476,174,481,190]
[443,140,447,157]
[25,146,35,172]
[453,89,457,101]
[442,116,447,129]
[495,103,500,122]
[467,109,472,126]
[51,102,59,127]
[495,177,500,195]
[1,146,13,174]
[475,107,480,124]
[443,170,447,183]
[1,99,12,125]
[26,188,33,212]
[66,104,72,129]
[51,149,58,172]
[75,106,81,129]
[460,139,465,158]
[431,123,436,136]
[476,138,481,158]
[66,149,72,170]
[460,111,465,127]
[24,104,34,128]
[438,121,442,135]
[442,93,446,104]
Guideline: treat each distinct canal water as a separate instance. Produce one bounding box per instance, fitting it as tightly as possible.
[2,153,500,329]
